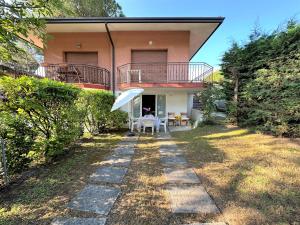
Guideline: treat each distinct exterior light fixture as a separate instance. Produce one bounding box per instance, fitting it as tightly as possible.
[76,43,82,48]
[148,41,153,45]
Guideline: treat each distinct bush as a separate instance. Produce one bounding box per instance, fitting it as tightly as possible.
[0,76,81,160]
[77,90,127,134]
[197,84,225,123]
[0,112,36,174]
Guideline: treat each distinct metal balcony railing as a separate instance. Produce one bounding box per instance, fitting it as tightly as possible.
[1,63,111,89]
[117,62,213,84]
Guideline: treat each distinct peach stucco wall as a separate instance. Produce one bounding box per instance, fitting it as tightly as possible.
[44,31,190,90]
[44,32,112,70]
[112,31,190,67]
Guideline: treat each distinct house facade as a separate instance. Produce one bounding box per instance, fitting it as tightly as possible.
[33,17,224,118]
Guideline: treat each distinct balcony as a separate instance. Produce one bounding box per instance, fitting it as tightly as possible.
[117,62,213,89]
[2,63,111,90]
[40,64,111,90]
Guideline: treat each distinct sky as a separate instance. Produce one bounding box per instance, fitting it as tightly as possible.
[117,0,300,69]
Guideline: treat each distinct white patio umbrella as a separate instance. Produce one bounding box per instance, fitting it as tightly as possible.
[111,88,144,112]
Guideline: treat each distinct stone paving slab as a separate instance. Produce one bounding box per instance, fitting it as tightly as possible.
[113,146,135,156]
[68,185,120,215]
[100,155,132,167]
[160,155,188,167]
[90,166,128,184]
[166,185,219,214]
[181,223,226,225]
[159,147,183,156]
[164,168,200,184]
[51,218,106,225]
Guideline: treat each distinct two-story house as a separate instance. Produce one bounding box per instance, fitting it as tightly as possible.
[31,17,224,119]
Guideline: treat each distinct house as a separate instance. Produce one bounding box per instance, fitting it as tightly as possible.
[31,17,224,119]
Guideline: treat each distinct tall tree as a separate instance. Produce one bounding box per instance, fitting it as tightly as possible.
[54,0,125,17]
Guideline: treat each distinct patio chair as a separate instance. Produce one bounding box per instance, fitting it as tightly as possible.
[157,118,167,133]
[130,117,140,132]
[168,112,176,126]
[142,119,155,135]
[180,112,190,125]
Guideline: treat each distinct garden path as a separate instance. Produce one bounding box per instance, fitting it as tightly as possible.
[51,135,137,225]
[157,133,226,225]
[51,132,226,225]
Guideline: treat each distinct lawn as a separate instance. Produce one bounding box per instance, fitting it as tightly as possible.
[172,125,300,225]
[0,133,123,225]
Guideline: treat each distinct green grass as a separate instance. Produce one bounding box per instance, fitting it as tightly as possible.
[172,125,300,225]
[0,133,123,225]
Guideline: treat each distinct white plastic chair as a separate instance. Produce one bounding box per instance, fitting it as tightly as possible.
[142,119,155,135]
[130,117,140,132]
[157,118,167,133]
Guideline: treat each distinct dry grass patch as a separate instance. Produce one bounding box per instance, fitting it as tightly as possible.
[172,125,300,225]
[0,133,123,225]
[107,135,171,225]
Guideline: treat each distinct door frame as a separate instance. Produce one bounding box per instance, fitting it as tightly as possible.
[131,94,166,118]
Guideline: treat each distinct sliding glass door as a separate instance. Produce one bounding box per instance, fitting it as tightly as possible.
[156,95,166,118]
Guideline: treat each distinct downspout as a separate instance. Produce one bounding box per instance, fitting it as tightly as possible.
[105,23,115,96]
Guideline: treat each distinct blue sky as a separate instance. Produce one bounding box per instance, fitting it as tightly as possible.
[117,0,300,69]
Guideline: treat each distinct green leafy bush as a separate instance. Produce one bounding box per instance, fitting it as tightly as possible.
[221,21,300,137]
[197,84,224,123]
[0,76,81,159]
[77,90,127,134]
[0,112,36,173]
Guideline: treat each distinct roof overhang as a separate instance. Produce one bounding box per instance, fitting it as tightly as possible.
[36,17,224,59]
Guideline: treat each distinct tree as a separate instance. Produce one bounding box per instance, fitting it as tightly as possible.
[220,21,300,137]
[0,0,64,63]
[54,0,125,17]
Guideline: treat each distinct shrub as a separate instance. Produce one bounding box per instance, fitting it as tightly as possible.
[77,90,127,134]
[0,112,36,173]
[0,76,81,159]
[197,84,225,123]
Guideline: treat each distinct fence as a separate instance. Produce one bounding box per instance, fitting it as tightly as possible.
[0,138,9,186]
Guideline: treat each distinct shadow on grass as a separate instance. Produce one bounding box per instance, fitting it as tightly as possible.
[0,133,123,225]
[170,125,300,225]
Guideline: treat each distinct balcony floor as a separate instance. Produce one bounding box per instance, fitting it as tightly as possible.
[119,82,205,90]
[74,83,110,90]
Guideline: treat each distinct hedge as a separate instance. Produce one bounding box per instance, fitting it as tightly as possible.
[0,76,127,174]
[221,21,300,137]
[77,90,127,134]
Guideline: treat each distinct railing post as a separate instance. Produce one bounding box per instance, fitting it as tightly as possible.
[0,138,9,185]
[127,70,130,83]
[138,70,141,83]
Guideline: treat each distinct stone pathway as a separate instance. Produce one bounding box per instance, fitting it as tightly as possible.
[158,133,226,225]
[51,135,137,225]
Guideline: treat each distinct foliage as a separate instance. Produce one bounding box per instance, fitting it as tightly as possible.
[77,90,127,134]
[197,84,224,122]
[0,76,128,175]
[0,112,36,173]
[205,70,224,83]
[0,0,64,63]
[0,76,81,159]
[52,0,125,17]
[221,21,300,137]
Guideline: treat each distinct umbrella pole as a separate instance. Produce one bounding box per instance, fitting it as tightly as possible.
[127,100,135,136]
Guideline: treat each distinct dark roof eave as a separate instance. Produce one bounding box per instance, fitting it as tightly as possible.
[45,17,225,24]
